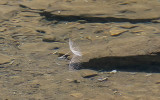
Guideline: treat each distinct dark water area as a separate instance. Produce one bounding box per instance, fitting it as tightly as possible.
[82,55,160,73]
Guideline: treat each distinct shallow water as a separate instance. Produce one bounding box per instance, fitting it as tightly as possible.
[0,0,160,100]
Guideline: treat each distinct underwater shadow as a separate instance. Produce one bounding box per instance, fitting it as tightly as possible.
[39,11,157,24]
[81,54,160,73]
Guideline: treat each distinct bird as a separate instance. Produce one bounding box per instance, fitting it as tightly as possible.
[69,39,82,70]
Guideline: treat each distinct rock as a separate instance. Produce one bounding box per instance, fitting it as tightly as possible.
[108,70,117,74]
[70,93,83,98]
[109,27,127,36]
[42,35,56,42]
[145,74,152,77]
[79,69,98,78]
[0,53,13,65]
[42,34,63,42]
[120,24,138,29]
[97,77,108,82]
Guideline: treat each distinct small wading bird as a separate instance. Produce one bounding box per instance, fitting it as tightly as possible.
[58,39,82,70]
[68,39,82,70]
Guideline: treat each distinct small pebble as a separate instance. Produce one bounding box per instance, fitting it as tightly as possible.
[79,69,98,78]
[108,70,117,74]
[120,24,137,29]
[70,93,83,98]
[66,79,81,83]
[42,35,56,42]
[145,73,152,77]
[109,28,127,36]
[97,77,108,82]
